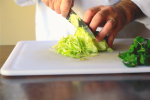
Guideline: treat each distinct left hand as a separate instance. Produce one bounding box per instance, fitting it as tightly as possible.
[41,0,74,17]
[82,5,128,47]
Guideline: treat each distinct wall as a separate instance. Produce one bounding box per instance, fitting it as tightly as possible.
[0,0,36,45]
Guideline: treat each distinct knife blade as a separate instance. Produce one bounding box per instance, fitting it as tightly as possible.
[66,9,96,39]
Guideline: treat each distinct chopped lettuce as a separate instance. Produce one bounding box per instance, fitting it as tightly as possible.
[68,14,81,28]
[52,27,113,58]
[52,13,113,58]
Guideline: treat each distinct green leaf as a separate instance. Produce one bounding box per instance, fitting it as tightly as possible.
[129,43,135,53]
[146,40,150,48]
[136,36,146,43]
[118,51,129,59]
[137,46,146,54]
[140,55,146,65]
[133,42,139,49]
[123,54,138,65]
[123,53,131,62]
[118,36,150,67]
[145,56,150,66]
[123,61,137,67]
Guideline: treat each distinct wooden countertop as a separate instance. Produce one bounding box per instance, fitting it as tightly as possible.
[1,45,150,100]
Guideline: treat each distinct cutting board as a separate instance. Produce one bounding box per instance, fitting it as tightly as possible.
[1,39,150,76]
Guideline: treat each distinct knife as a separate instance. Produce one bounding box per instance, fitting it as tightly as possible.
[66,9,96,39]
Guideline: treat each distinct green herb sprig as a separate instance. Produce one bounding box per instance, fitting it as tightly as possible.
[118,36,150,67]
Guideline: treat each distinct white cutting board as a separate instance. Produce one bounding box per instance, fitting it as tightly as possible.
[1,39,150,76]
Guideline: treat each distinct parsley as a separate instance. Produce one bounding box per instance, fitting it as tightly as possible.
[118,36,150,67]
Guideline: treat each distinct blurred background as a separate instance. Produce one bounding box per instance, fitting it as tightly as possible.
[0,0,36,45]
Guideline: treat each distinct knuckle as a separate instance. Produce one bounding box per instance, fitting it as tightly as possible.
[86,9,95,15]
[95,12,103,19]
[105,6,113,11]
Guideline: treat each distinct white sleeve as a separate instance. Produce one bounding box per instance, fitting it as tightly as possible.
[14,0,38,6]
[131,0,150,18]
[131,0,150,30]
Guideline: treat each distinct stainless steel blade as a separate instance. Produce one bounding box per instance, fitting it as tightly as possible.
[66,9,96,39]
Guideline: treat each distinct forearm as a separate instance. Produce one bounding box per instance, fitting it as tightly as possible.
[113,0,145,24]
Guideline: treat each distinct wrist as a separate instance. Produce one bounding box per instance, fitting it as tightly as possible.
[113,0,144,23]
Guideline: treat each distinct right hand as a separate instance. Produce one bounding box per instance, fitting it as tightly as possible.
[82,5,128,47]
[42,0,74,17]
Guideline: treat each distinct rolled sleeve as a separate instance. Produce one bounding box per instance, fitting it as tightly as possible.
[131,0,150,18]
[131,0,150,30]
[14,0,37,6]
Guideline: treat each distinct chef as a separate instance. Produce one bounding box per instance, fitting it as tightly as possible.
[14,0,150,47]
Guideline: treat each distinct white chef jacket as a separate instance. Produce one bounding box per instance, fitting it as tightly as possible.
[14,0,150,41]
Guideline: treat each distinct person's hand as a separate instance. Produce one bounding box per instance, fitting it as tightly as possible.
[41,0,74,17]
[83,5,127,47]
[82,0,144,47]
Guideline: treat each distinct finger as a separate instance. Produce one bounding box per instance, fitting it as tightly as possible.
[107,31,117,47]
[96,19,116,41]
[54,0,62,14]
[60,0,72,17]
[82,6,101,25]
[49,0,55,10]
[89,11,106,33]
